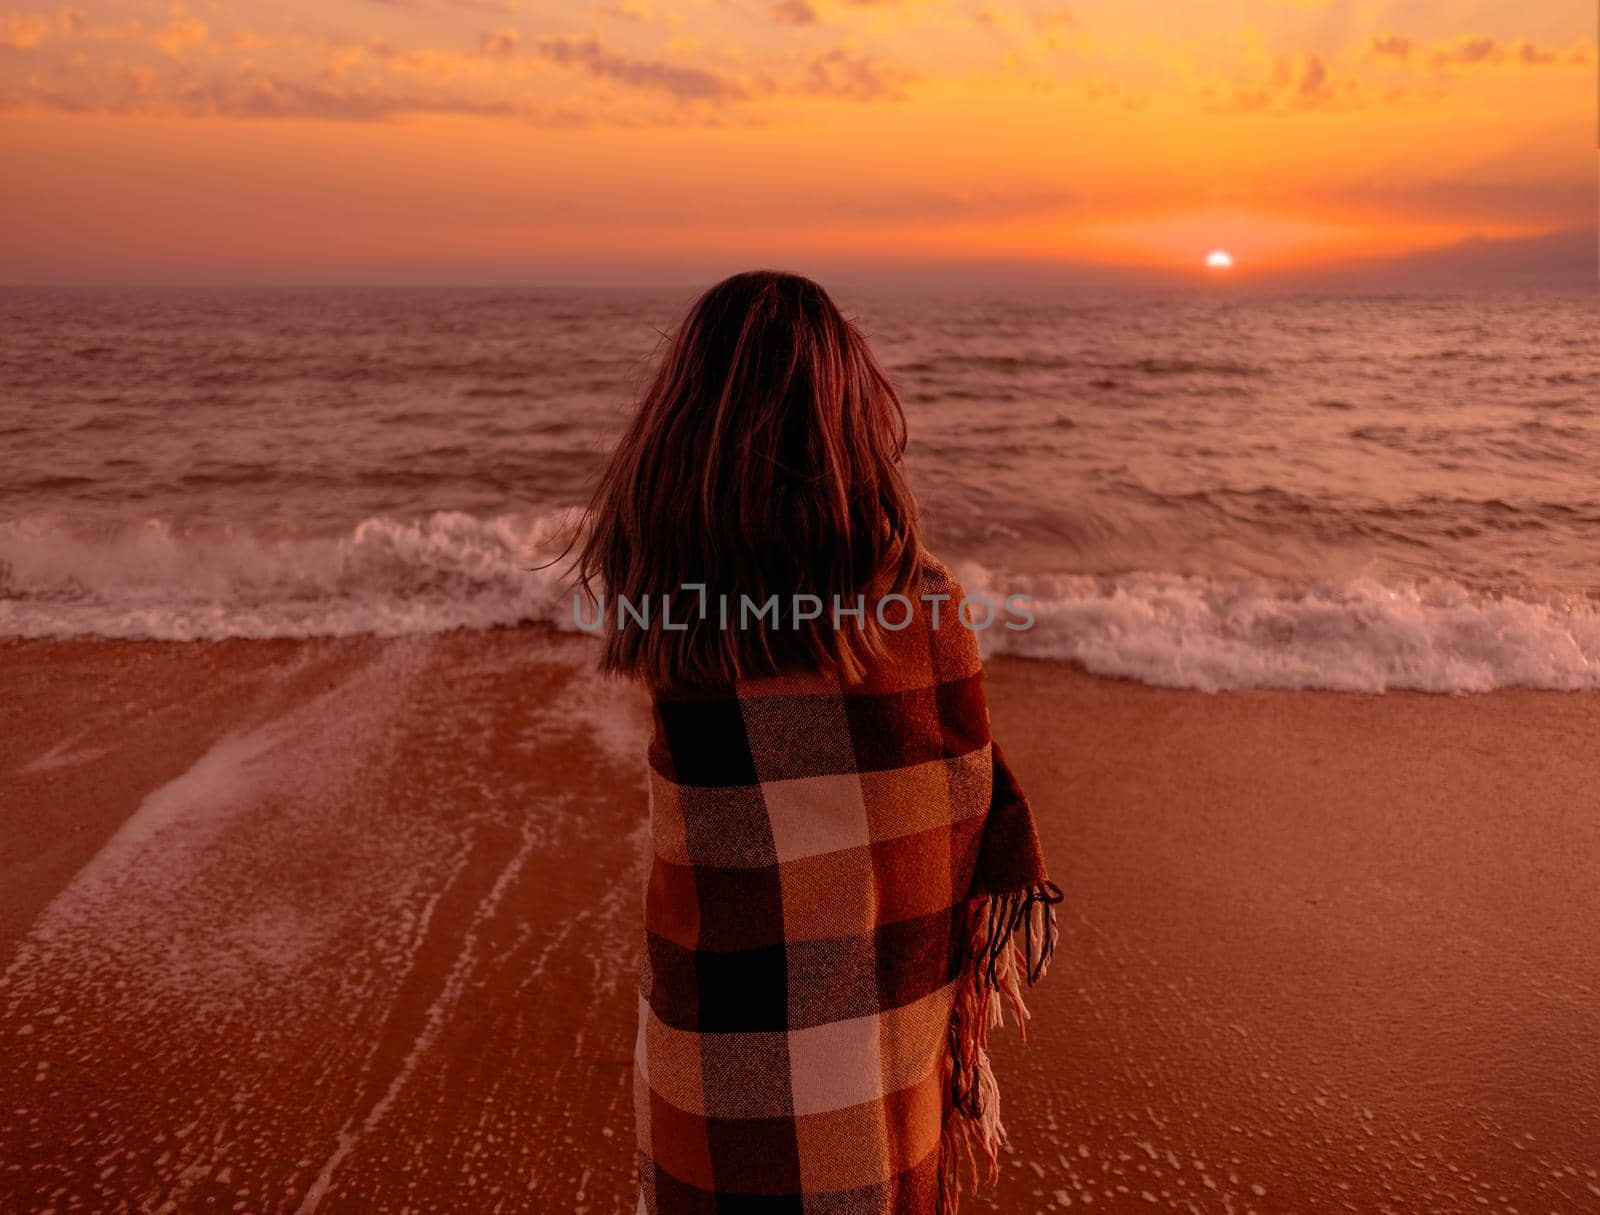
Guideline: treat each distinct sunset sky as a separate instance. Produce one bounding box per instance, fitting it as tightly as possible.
[1,0,1594,283]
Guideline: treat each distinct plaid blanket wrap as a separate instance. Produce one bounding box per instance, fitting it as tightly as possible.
[634,559,1062,1213]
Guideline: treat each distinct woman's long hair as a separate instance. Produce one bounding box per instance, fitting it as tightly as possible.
[572,270,922,685]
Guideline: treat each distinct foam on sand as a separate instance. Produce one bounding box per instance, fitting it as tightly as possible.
[0,631,650,1212]
[5,633,1596,1211]
[47,724,287,902]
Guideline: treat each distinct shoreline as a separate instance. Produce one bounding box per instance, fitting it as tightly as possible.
[2,633,1597,1211]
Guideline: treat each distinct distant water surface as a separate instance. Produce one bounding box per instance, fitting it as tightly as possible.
[2,286,1597,690]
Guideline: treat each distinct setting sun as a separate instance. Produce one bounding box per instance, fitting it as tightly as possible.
[0,1,1591,283]
[3,0,1599,1209]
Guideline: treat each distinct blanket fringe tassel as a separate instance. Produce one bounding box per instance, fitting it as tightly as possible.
[938,881,1064,1215]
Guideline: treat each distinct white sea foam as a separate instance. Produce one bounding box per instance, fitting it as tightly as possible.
[962,565,1600,693]
[0,511,575,640]
[3,514,1599,692]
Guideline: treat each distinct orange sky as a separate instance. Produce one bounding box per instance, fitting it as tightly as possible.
[0,0,1594,282]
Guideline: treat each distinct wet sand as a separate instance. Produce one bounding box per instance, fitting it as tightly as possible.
[1,632,1597,1213]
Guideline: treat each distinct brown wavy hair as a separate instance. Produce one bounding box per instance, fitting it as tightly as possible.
[572,270,923,685]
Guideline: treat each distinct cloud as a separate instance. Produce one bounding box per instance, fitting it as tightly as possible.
[313,36,472,83]
[1431,35,1502,67]
[0,59,592,125]
[1369,33,1592,71]
[0,6,926,126]
[1282,227,1597,289]
[771,0,818,26]
[2,12,51,50]
[1429,36,1594,69]
[1203,29,1591,118]
[802,47,913,101]
[478,27,519,57]
[597,0,651,21]
[535,34,747,103]
[1369,34,1411,61]
[1073,77,1149,111]
[153,17,208,57]
[525,35,914,109]
[183,77,498,120]
[1293,54,1336,105]
[1514,42,1560,67]
[1208,53,1366,114]
[1331,175,1594,230]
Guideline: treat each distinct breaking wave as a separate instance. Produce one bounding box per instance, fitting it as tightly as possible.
[0,513,574,640]
[964,566,1600,693]
[2,513,1598,692]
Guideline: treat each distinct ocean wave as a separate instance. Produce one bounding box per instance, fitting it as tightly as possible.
[960,566,1600,693]
[0,513,576,641]
[2,514,1598,692]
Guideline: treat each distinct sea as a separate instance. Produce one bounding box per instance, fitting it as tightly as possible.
[2,284,1597,692]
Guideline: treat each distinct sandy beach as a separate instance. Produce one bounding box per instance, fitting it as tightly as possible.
[2,631,1597,1213]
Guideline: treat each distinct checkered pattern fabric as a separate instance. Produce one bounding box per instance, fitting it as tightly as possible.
[633,557,1061,1214]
